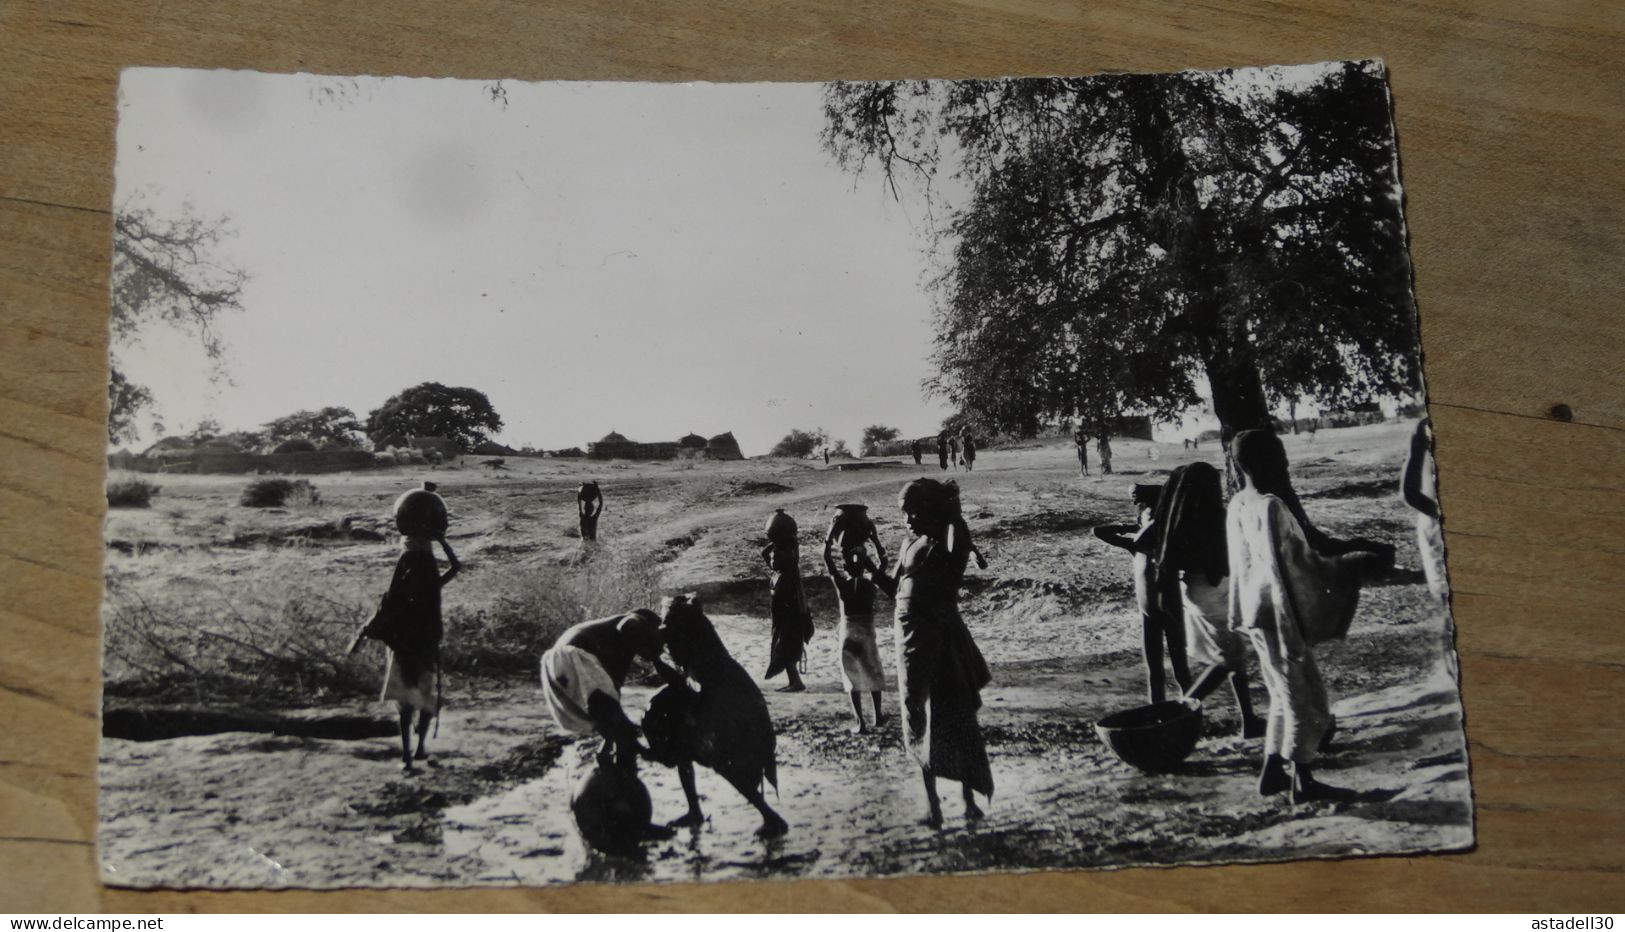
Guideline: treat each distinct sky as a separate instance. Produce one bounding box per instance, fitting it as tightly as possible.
[113,71,959,456]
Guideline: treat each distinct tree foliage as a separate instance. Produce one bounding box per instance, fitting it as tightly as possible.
[860,424,902,456]
[769,428,829,459]
[263,406,365,449]
[365,383,503,452]
[822,63,1420,448]
[107,202,249,444]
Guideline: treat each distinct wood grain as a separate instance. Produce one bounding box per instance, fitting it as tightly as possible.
[1,0,1621,913]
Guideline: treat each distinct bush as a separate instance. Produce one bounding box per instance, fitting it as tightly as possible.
[101,544,671,707]
[272,438,318,454]
[107,477,160,508]
[240,478,320,508]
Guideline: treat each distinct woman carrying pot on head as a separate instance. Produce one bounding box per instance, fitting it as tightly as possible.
[762,509,813,692]
[823,505,889,732]
[870,478,993,828]
[349,481,462,773]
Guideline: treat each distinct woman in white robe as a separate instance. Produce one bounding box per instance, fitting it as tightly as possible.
[1227,429,1392,802]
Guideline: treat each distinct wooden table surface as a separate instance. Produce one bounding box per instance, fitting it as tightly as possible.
[2,0,1621,913]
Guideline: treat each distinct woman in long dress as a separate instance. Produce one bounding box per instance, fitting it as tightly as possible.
[1226,430,1391,802]
[762,512,812,692]
[1148,462,1263,737]
[356,497,461,774]
[871,478,993,827]
[1402,418,1449,610]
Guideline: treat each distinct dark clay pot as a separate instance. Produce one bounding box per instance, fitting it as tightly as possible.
[392,482,448,537]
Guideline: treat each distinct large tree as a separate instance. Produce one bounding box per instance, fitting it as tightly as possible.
[263,406,365,449]
[365,383,503,452]
[108,202,248,444]
[860,424,901,456]
[822,62,1421,456]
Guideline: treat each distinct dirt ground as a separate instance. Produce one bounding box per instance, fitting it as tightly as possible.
[98,421,1474,888]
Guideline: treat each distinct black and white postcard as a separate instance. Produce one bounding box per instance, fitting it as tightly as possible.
[100,62,1471,888]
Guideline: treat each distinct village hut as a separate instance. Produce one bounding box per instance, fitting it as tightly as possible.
[472,440,521,457]
[589,431,641,460]
[705,431,744,461]
[679,432,708,449]
[272,438,318,455]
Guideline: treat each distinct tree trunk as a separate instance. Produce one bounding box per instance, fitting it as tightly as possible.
[1202,338,1275,491]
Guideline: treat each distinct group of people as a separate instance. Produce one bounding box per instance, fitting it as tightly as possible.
[909,431,977,472]
[1093,423,1443,803]
[1073,427,1114,476]
[758,483,994,826]
[353,418,1444,839]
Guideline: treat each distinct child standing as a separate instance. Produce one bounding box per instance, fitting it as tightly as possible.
[1093,483,1191,704]
[823,536,887,733]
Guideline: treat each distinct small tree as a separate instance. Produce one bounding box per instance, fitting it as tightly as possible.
[769,428,829,459]
[830,439,852,458]
[859,425,901,456]
[365,383,503,452]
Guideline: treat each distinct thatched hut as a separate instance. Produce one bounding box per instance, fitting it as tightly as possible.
[706,431,744,461]
[272,438,318,455]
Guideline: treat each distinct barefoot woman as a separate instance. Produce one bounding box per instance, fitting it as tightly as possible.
[762,509,812,692]
[1227,430,1392,803]
[872,478,993,827]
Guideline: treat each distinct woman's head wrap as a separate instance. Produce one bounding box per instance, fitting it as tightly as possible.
[1149,461,1228,585]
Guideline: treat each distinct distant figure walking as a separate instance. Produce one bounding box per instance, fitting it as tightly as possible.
[871,478,993,828]
[1402,418,1449,609]
[762,509,812,692]
[1074,428,1090,476]
[947,434,960,471]
[1227,429,1393,803]
[911,439,924,466]
[823,538,887,733]
[960,432,976,471]
[1149,463,1264,738]
[1093,483,1190,704]
[1097,435,1114,475]
[936,432,949,471]
[823,447,830,466]
[577,481,604,542]
[349,482,461,773]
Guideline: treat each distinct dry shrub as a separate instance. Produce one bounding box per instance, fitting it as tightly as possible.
[442,545,666,677]
[101,563,377,705]
[240,477,320,508]
[107,478,160,508]
[103,544,670,708]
